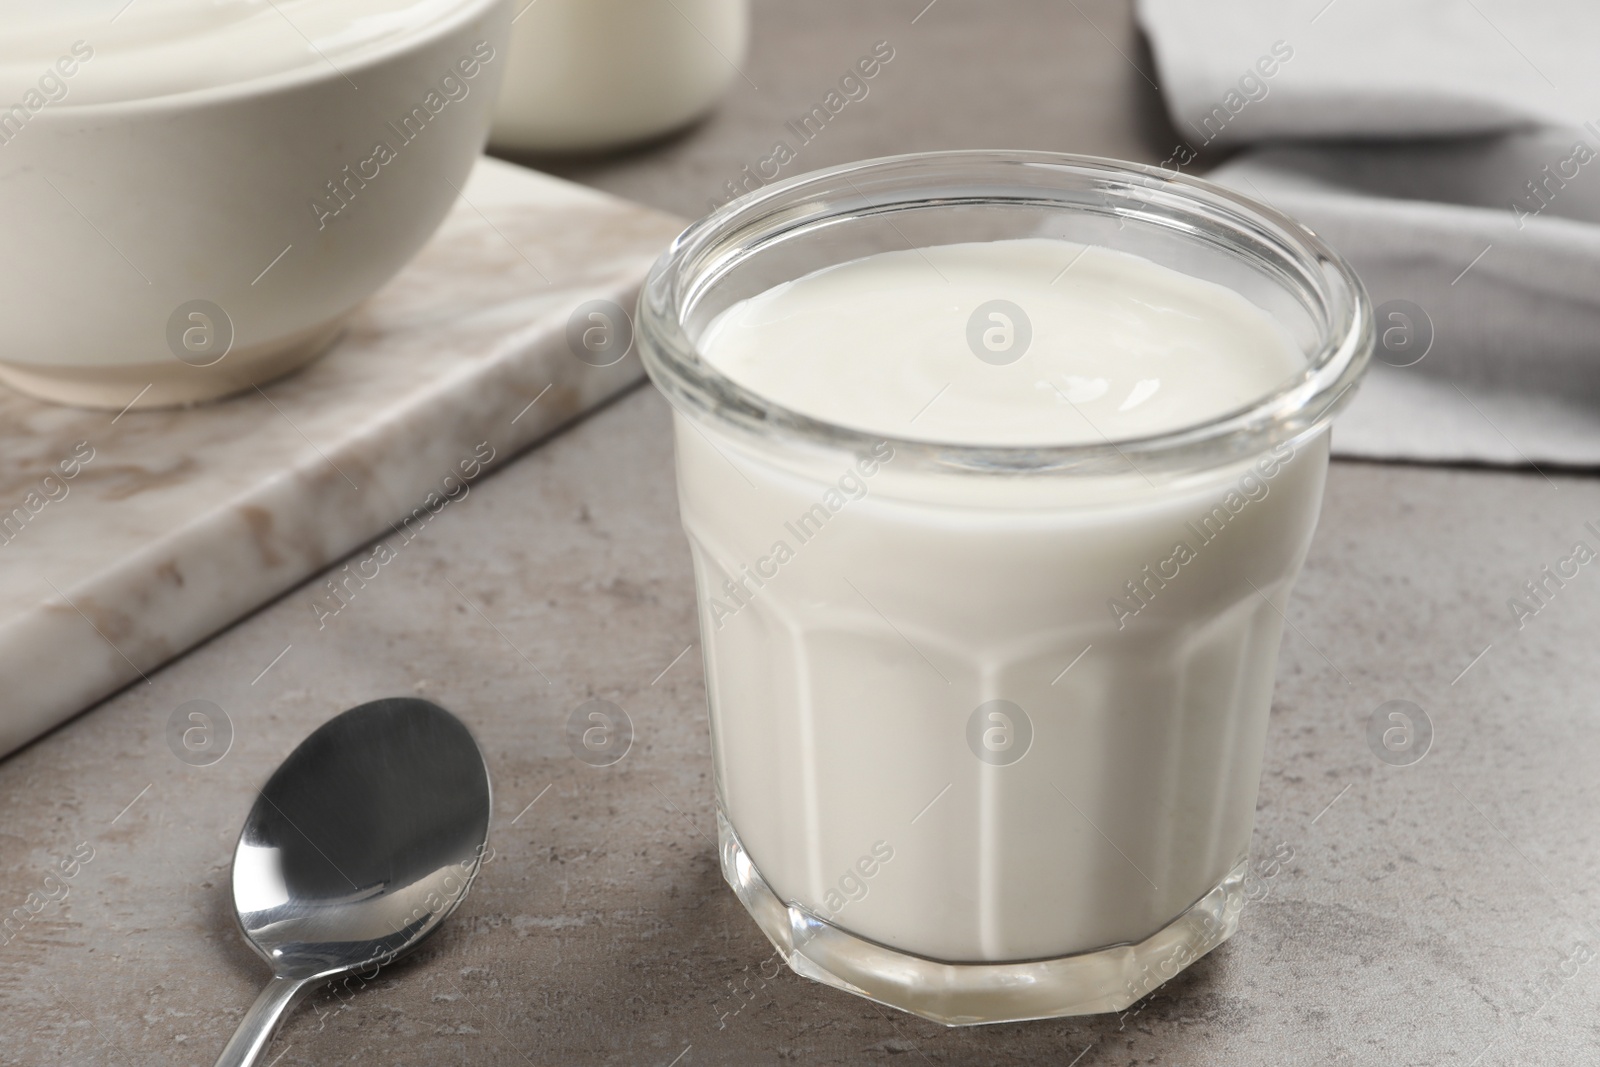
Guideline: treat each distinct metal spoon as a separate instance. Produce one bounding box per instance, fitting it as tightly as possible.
[214,697,491,1067]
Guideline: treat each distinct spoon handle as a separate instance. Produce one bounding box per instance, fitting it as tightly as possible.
[214,974,315,1067]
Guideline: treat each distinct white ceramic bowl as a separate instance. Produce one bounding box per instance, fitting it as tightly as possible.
[0,0,511,408]
[489,0,747,154]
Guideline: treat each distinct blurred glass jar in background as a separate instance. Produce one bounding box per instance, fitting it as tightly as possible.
[490,0,748,153]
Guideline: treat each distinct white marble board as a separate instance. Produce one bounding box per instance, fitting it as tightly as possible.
[0,156,684,756]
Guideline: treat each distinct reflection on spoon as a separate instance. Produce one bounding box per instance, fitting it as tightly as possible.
[213,697,491,1067]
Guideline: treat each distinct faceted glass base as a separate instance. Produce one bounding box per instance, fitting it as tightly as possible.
[717,811,1247,1026]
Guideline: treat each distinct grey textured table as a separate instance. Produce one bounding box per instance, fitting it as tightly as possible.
[5,2,1599,1065]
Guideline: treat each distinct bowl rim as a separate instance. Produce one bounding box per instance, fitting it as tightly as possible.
[19,0,506,115]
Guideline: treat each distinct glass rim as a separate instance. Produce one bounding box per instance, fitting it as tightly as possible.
[637,149,1374,477]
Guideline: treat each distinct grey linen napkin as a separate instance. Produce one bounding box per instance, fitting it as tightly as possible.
[1136,0,1600,467]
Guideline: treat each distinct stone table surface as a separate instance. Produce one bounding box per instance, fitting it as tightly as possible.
[5,2,1600,1065]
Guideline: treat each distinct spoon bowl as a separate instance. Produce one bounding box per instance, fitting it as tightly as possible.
[215,697,491,1067]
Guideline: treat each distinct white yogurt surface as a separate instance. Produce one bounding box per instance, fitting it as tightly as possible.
[0,0,481,104]
[678,238,1327,962]
[699,237,1304,446]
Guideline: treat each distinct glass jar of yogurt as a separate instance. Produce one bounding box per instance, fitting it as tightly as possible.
[638,150,1372,1025]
